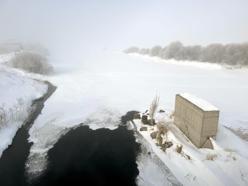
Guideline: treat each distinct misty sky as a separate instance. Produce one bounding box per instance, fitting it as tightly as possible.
[0,0,248,53]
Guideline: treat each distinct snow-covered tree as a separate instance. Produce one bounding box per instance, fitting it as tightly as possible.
[124,42,248,66]
[8,51,53,74]
[124,47,140,54]
[150,45,162,56]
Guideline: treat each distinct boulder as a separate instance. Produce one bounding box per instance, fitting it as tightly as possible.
[141,115,149,125]
[148,119,156,126]
[161,141,173,152]
[150,131,158,139]
[158,109,165,113]
[140,127,148,131]
[133,113,141,119]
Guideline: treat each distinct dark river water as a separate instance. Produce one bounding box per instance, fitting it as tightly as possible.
[0,125,141,186]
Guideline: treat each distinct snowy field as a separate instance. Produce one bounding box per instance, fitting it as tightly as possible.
[1,51,248,185]
[29,51,248,131]
[24,51,248,185]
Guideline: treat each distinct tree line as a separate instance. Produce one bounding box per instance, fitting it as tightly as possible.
[124,41,248,66]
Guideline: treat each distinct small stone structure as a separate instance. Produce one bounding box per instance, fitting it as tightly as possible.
[174,93,219,148]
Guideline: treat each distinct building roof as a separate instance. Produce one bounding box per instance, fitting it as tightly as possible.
[179,93,219,111]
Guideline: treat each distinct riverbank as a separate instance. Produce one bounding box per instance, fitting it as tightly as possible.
[0,80,56,186]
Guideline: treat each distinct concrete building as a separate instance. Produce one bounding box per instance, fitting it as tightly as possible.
[174,93,219,148]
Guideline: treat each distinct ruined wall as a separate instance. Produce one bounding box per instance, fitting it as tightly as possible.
[174,94,219,148]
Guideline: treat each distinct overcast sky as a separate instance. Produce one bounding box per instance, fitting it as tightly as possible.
[0,0,248,53]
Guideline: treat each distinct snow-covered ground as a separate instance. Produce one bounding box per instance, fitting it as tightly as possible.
[1,50,248,185]
[25,51,248,185]
[0,64,47,157]
[134,111,248,186]
[29,51,248,131]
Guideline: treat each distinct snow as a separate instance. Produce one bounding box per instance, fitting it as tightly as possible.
[23,51,248,185]
[130,53,223,70]
[2,50,248,185]
[135,131,181,186]
[179,93,219,111]
[134,114,248,186]
[0,52,15,64]
[0,63,48,157]
[30,51,248,128]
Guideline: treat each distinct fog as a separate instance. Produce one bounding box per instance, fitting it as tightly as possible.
[1,0,248,63]
[1,2,248,185]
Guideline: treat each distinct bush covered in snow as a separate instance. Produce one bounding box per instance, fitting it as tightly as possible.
[0,99,28,129]
[124,46,140,54]
[8,51,53,74]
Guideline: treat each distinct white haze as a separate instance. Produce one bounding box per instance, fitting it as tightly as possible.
[1,0,248,64]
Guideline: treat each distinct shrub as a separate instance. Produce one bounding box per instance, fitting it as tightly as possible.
[149,96,159,121]
[157,122,169,140]
[8,51,53,74]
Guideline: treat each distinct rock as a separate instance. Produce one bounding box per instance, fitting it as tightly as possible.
[140,127,148,131]
[159,109,165,113]
[176,145,183,154]
[165,141,173,148]
[185,154,191,160]
[121,111,140,124]
[150,131,158,139]
[141,115,149,125]
[148,119,156,126]
[141,114,156,125]
[161,141,173,152]
[133,113,141,119]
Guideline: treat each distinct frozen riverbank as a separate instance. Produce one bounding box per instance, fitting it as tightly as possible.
[0,80,56,186]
